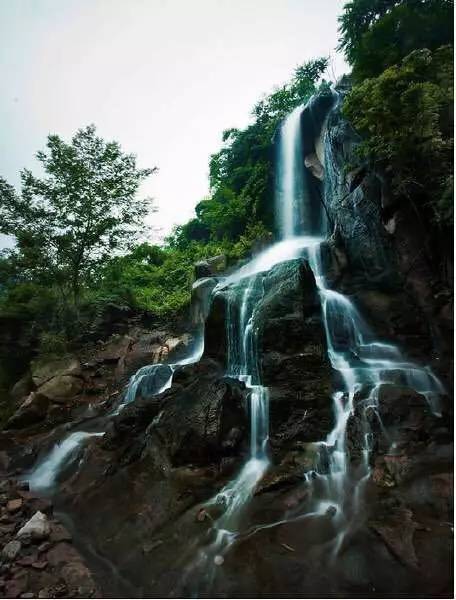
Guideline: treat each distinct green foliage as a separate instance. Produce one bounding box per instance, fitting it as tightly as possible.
[343,46,453,222]
[96,223,271,317]
[0,125,155,300]
[177,58,329,247]
[339,0,453,80]
[0,60,328,371]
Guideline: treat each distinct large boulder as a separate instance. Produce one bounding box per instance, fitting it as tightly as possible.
[258,259,333,452]
[194,254,227,279]
[9,373,34,404]
[31,356,81,387]
[16,511,50,541]
[5,392,49,429]
[190,277,218,326]
[38,375,83,403]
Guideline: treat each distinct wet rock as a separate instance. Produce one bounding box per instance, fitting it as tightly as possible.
[7,499,23,513]
[31,356,81,388]
[146,361,248,466]
[370,507,419,569]
[6,393,49,430]
[60,561,97,597]
[17,512,50,541]
[376,384,430,426]
[304,152,324,180]
[194,254,226,279]
[10,374,34,404]
[2,540,21,560]
[38,375,83,403]
[191,277,218,326]
[49,524,72,543]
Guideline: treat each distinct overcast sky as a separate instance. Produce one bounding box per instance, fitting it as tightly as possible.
[0,0,347,244]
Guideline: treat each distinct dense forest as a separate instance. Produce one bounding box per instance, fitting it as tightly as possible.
[0,0,453,417]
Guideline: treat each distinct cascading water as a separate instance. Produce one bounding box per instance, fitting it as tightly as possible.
[191,94,445,580]
[24,92,446,595]
[26,335,204,492]
[272,93,444,544]
[276,104,306,239]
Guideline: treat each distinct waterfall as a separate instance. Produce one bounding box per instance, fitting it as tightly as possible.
[276,104,306,239]
[197,94,445,570]
[26,334,204,492]
[24,93,446,593]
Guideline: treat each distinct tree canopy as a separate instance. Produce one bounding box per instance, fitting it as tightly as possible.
[169,58,328,249]
[0,125,155,300]
[338,0,453,80]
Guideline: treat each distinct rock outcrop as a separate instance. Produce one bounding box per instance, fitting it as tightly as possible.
[0,479,98,598]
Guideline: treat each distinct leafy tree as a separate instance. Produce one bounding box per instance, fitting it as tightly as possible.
[338,0,453,80]
[343,46,453,222]
[187,58,329,245]
[0,125,155,301]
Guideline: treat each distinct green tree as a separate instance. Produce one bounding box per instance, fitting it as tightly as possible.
[343,46,453,222]
[338,0,453,80]
[186,58,329,245]
[0,125,155,302]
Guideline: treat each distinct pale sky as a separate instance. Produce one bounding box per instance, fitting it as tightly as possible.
[0,0,347,244]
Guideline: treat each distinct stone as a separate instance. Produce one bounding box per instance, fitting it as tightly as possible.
[17,512,50,541]
[49,524,72,543]
[146,361,248,467]
[37,542,51,554]
[2,540,21,560]
[10,374,34,404]
[370,507,419,569]
[194,254,226,279]
[38,375,83,403]
[5,573,28,599]
[7,499,23,513]
[17,554,38,567]
[46,542,80,567]
[304,152,324,180]
[31,356,81,387]
[28,497,53,516]
[100,334,133,363]
[6,393,49,429]
[190,277,218,325]
[60,561,97,597]
[31,561,48,570]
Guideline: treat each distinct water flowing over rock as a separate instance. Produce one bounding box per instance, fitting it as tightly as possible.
[1,89,451,598]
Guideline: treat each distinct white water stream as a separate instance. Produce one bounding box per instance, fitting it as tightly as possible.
[26,336,204,492]
[193,97,444,570]
[26,95,445,588]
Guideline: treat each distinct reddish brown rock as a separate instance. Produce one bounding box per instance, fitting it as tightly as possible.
[7,499,23,514]
[370,507,419,569]
[49,524,71,544]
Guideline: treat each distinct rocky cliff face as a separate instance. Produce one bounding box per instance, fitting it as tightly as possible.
[302,83,453,383]
[0,89,452,598]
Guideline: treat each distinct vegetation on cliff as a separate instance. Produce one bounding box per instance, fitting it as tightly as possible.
[0,59,328,402]
[0,0,453,400]
[340,0,453,226]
